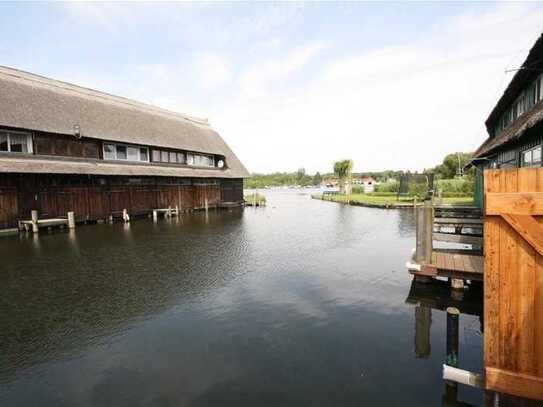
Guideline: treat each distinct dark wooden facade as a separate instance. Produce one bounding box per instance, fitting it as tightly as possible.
[0,173,243,229]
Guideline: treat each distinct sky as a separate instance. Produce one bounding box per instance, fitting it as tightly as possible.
[0,2,542,174]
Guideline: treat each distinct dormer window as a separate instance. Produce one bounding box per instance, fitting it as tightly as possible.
[0,130,33,154]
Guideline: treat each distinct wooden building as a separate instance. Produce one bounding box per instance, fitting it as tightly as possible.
[472,34,543,207]
[472,34,543,401]
[0,66,248,230]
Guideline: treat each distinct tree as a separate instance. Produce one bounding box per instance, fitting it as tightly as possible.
[333,159,353,194]
[312,172,322,186]
[433,152,473,179]
[296,168,306,184]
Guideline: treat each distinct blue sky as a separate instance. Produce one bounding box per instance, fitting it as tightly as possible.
[1,2,542,173]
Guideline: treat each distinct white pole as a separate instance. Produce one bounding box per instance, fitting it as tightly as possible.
[67,211,75,229]
[31,210,39,233]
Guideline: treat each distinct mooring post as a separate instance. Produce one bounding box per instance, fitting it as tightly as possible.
[175,205,179,216]
[122,209,129,223]
[31,210,39,233]
[204,198,208,212]
[413,196,417,209]
[444,307,460,402]
[167,206,172,218]
[415,199,433,264]
[153,210,158,222]
[67,211,75,229]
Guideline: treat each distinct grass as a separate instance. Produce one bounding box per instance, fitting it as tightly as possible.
[244,193,267,206]
[312,193,474,207]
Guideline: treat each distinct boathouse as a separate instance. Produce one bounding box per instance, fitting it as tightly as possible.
[0,66,248,230]
[472,33,543,207]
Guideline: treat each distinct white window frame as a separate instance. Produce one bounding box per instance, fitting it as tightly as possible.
[102,142,149,163]
[0,130,33,154]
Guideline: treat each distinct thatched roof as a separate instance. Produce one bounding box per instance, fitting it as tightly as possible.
[0,66,249,178]
[474,33,543,159]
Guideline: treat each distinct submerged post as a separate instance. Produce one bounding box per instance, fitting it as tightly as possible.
[153,210,158,222]
[31,210,39,233]
[67,211,75,229]
[122,209,130,223]
[415,305,431,358]
[446,307,459,368]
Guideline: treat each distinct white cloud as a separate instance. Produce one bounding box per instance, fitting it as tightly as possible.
[196,54,231,89]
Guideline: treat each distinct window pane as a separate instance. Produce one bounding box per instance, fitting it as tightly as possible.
[152,150,160,162]
[140,148,148,162]
[533,147,541,164]
[104,144,116,160]
[169,152,177,163]
[116,145,127,160]
[161,151,169,162]
[177,152,186,164]
[127,146,140,161]
[10,134,28,153]
[187,153,194,165]
[0,133,7,152]
[522,150,532,167]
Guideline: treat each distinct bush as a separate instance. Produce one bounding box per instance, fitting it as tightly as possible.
[351,185,365,194]
[436,178,474,195]
[408,181,428,198]
[376,180,399,193]
[367,192,397,197]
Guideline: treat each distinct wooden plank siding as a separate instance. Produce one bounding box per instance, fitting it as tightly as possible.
[484,168,543,400]
[0,174,243,227]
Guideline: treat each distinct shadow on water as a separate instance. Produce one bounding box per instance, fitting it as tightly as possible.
[0,191,490,406]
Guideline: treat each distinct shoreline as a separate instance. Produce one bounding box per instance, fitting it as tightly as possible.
[311,194,474,209]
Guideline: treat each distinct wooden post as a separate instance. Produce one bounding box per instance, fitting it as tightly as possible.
[414,196,417,209]
[67,211,75,229]
[31,210,39,233]
[204,198,208,212]
[167,206,172,218]
[175,205,179,216]
[446,307,459,367]
[122,209,129,223]
[153,210,158,222]
[415,199,433,264]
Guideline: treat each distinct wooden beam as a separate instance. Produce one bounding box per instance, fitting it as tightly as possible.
[501,214,543,257]
[433,233,483,245]
[486,367,543,401]
[434,217,483,225]
[486,192,543,215]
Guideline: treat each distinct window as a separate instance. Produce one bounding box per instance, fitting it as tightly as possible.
[140,148,148,162]
[161,150,169,162]
[169,151,177,163]
[0,130,32,154]
[177,152,186,164]
[103,143,148,162]
[521,146,542,167]
[187,153,194,165]
[116,145,127,160]
[152,150,160,162]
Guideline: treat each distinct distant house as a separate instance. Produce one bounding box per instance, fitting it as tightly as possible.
[472,33,543,206]
[361,176,376,193]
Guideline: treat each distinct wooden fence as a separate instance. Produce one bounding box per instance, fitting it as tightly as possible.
[484,168,543,400]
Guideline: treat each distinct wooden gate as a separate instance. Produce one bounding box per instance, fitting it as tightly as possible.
[484,168,543,400]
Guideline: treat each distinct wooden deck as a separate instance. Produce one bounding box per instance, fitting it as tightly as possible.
[407,250,484,281]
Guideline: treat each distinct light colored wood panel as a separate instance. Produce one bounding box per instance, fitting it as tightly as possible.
[486,192,543,215]
[433,232,483,245]
[486,367,543,401]
[484,216,500,368]
[501,214,543,257]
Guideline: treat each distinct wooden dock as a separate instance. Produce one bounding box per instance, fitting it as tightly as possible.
[407,200,484,284]
[407,250,484,281]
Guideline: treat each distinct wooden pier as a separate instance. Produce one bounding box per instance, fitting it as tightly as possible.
[406,200,484,284]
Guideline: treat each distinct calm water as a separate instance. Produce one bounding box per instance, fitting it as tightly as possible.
[0,190,484,406]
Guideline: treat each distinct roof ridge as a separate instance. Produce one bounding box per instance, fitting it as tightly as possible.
[0,65,211,127]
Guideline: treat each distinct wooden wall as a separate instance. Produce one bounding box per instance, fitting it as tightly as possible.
[484,168,543,400]
[0,174,243,228]
[34,133,100,159]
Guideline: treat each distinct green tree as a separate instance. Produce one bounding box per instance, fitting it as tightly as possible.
[433,152,473,179]
[333,159,353,194]
[312,172,322,186]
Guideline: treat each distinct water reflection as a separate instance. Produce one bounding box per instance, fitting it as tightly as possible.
[1,191,486,406]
